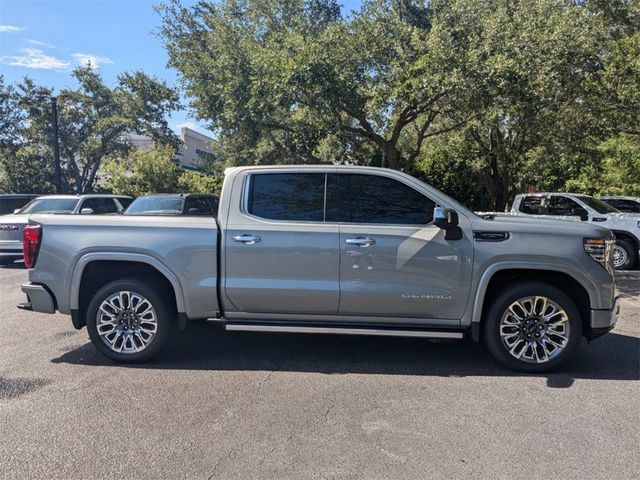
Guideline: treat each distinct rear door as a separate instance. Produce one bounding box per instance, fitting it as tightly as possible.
[332,172,473,320]
[223,170,340,315]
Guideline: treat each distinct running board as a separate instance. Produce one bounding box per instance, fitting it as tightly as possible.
[224,322,464,339]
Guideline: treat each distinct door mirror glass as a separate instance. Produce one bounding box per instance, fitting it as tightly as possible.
[80,208,94,215]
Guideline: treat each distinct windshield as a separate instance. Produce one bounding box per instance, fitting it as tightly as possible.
[18,198,79,214]
[124,196,184,215]
[576,195,620,214]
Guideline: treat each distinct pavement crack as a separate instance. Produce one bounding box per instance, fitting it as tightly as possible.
[324,399,337,422]
[207,438,250,480]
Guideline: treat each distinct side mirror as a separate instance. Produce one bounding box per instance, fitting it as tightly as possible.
[187,208,200,215]
[117,208,124,215]
[13,208,20,214]
[433,207,463,240]
[80,208,94,215]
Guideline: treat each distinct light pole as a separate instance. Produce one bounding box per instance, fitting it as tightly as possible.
[51,96,62,193]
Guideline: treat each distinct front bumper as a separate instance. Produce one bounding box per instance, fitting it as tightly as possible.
[19,283,56,314]
[587,295,620,340]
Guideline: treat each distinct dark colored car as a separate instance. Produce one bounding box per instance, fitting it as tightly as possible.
[0,194,39,216]
[124,194,218,216]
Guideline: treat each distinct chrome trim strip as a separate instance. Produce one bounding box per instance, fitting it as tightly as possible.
[225,323,463,339]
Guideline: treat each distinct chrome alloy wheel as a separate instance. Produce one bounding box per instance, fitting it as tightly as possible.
[96,291,158,354]
[613,245,628,269]
[499,296,570,364]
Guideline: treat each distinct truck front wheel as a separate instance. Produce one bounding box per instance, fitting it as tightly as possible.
[86,278,172,363]
[483,282,582,372]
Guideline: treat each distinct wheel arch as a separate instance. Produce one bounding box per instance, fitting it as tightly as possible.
[471,264,594,342]
[611,230,639,250]
[70,252,186,329]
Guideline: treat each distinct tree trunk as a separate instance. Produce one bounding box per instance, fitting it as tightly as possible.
[382,142,399,170]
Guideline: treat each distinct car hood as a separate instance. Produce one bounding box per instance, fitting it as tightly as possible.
[471,213,613,238]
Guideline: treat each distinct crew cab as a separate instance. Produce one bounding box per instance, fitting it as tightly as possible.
[19,167,619,372]
[511,192,640,270]
[0,194,132,266]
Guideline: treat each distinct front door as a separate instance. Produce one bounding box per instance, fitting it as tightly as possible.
[224,171,340,315]
[333,173,473,320]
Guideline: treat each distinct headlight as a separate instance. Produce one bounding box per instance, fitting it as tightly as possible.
[584,238,614,271]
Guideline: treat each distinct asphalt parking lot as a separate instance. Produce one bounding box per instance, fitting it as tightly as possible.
[0,265,638,480]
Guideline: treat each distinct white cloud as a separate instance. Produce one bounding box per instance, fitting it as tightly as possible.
[0,25,25,33]
[27,39,61,50]
[72,53,113,69]
[1,48,69,70]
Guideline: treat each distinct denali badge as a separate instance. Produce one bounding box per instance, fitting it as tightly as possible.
[0,225,19,231]
[402,294,452,300]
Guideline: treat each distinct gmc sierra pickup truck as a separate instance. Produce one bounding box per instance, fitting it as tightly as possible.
[19,166,619,372]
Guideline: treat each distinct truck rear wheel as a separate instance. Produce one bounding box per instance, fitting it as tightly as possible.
[483,281,582,372]
[86,278,172,363]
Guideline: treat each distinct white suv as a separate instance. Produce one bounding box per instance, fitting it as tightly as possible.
[511,192,640,270]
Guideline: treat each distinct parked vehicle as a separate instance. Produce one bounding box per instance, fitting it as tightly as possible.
[124,193,218,217]
[19,166,619,372]
[511,192,640,270]
[0,194,38,216]
[600,196,640,214]
[0,194,132,266]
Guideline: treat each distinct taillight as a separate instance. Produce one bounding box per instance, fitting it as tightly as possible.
[23,225,41,269]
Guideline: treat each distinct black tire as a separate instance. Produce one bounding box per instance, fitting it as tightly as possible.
[483,281,582,373]
[613,239,637,271]
[86,277,173,363]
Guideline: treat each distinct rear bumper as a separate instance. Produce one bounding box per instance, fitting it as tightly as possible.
[587,296,620,340]
[0,240,22,258]
[20,283,56,314]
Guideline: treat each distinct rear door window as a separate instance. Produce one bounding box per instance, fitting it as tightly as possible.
[332,174,435,225]
[548,196,584,216]
[247,173,326,222]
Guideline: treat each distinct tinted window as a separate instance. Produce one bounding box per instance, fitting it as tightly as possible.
[603,199,640,213]
[247,173,326,222]
[334,174,435,225]
[548,196,584,216]
[82,198,118,214]
[519,196,544,214]
[576,195,619,214]
[184,196,213,216]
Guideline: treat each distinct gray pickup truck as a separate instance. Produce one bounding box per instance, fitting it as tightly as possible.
[19,166,619,372]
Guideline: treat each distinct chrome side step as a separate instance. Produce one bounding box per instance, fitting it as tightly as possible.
[224,323,464,339]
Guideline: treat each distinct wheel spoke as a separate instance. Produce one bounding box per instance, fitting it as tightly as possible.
[97,291,157,355]
[500,295,571,364]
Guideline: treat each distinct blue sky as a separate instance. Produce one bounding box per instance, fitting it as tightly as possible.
[0,0,361,138]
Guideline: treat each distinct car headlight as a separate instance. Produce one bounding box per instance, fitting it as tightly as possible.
[584,238,614,271]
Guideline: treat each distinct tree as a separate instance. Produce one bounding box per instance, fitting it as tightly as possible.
[103,145,222,196]
[157,0,470,169]
[1,67,181,194]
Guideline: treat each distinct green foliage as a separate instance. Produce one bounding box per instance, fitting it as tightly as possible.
[103,145,221,196]
[0,67,180,194]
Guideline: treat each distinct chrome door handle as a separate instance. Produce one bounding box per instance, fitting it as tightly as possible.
[345,237,376,247]
[232,234,261,244]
